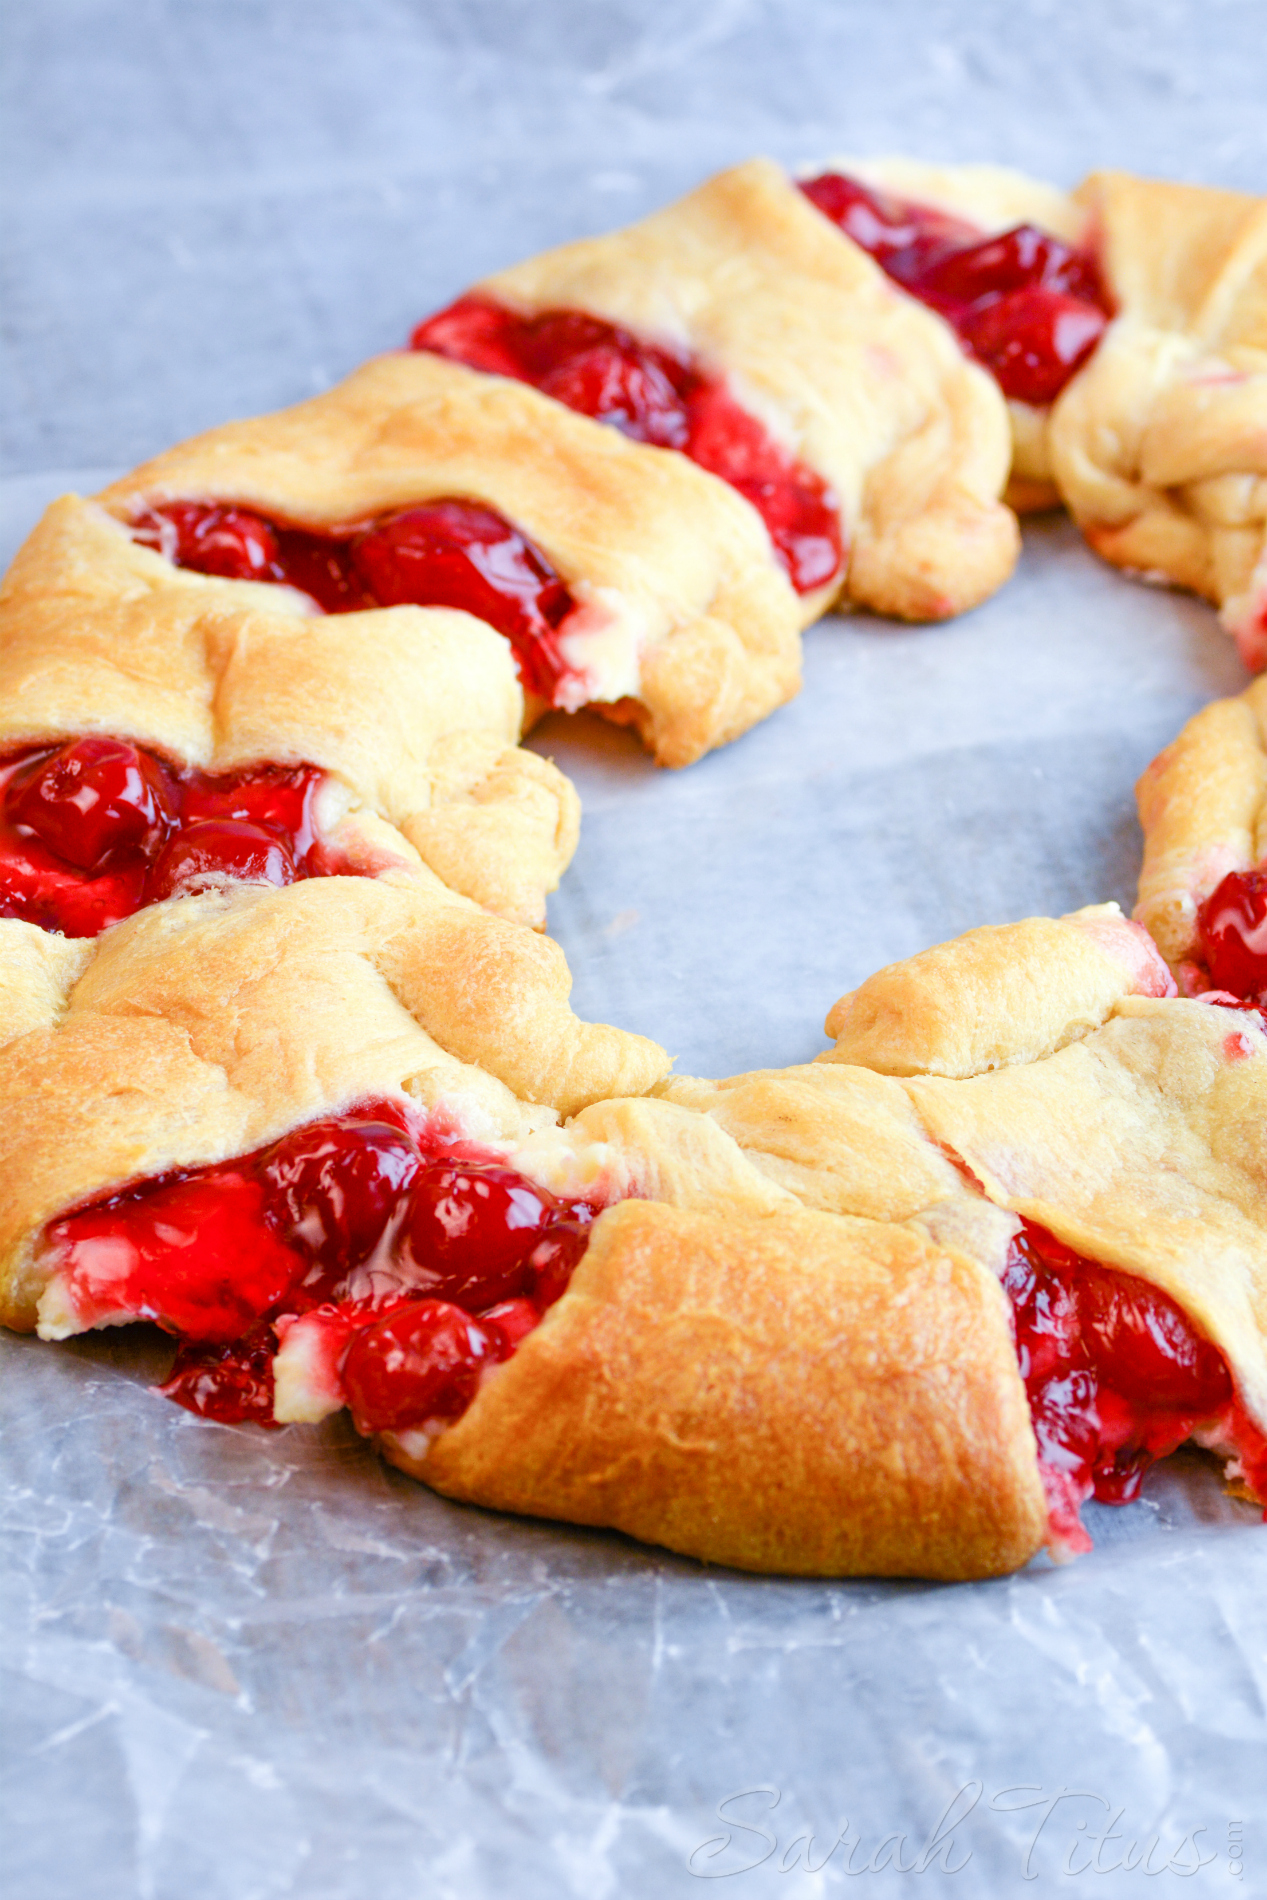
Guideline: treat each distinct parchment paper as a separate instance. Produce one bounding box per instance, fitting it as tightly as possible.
[3,5,1266,1895]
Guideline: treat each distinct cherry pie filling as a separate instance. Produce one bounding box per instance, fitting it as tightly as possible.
[43,1099,600,1436]
[131,497,583,705]
[1004,1217,1267,1552]
[410,300,844,596]
[800,172,1111,408]
[0,736,359,938]
[1190,869,1267,1005]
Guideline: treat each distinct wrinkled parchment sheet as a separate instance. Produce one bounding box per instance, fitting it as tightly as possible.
[3,5,1266,1895]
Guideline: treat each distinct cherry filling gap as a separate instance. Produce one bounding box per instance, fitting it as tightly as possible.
[0,738,351,938]
[132,499,578,706]
[409,301,844,597]
[1004,1217,1267,1552]
[44,1099,599,1435]
[1194,870,1267,1003]
[800,173,1111,408]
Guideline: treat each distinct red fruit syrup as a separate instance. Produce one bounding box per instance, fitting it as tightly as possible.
[131,498,580,705]
[800,172,1111,406]
[1003,1218,1267,1552]
[0,736,344,938]
[43,1100,598,1433]
[410,298,844,596]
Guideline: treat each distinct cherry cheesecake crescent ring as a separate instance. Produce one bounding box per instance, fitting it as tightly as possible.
[2,152,1266,1581]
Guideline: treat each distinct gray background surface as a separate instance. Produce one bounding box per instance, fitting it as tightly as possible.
[2,3,1266,1896]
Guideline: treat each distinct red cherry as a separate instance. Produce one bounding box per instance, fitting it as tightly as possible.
[6,737,176,874]
[0,854,145,937]
[1027,1368,1100,1512]
[146,818,296,900]
[1199,869,1267,1000]
[48,1170,303,1341]
[477,1296,540,1349]
[686,384,843,594]
[907,224,1103,308]
[408,298,842,598]
[1075,1261,1232,1414]
[410,295,530,379]
[800,172,978,266]
[402,1157,563,1309]
[261,1115,421,1299]
[269,528,366,614]
[351,503,574,701]
[539,344,691,448]
[1001,1227,1081,1386]
[958,287,1107,406]
[159,1322,281,1425]
[178,762,324,865]
[341,1298,507,1432]
[528,1219,594,1310]
[133,502,280,581]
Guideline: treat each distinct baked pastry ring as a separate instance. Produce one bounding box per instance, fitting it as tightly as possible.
[7,154,1267,1585]
[0,493,579,929]
[94,351,803,768]
[419,156,1020,624]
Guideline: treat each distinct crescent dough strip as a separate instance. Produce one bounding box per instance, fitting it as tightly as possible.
[476,156,1019,623]
[0,494,579,928]
[94,351,803,769]
[1048,170,1267,661]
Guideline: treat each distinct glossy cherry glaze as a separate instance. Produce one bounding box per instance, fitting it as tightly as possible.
[411,297,844,596]
[800,172,1111,407]
[1197,869,1267,1002]
[1002,1218,1267,1551]
[132,498,579,704]
[0,737,341,937]
[43,1099,599,1430]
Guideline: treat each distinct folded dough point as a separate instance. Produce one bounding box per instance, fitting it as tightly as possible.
[396,1200,1049,1581]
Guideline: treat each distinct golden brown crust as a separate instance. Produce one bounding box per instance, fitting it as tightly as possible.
[1134,685,1267,968]
[1048,171,1267,654]
[399,1200,1048,1581]
[482,157,1019,623]
[0,495,578,928]
[94,352,803,768]
[820,904,1174,1078]
[0,877,668,1329]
